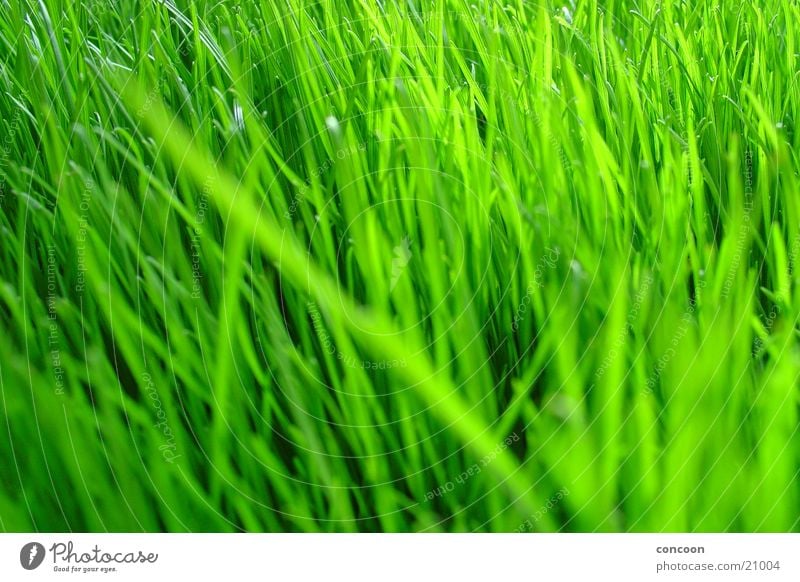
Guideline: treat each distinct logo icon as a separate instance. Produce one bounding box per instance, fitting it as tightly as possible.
[20,542,45,570]
[390,236,412,292]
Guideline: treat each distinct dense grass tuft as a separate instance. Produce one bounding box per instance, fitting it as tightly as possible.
[0,0,798,531]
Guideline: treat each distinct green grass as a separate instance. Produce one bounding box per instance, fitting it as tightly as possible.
[0,0,798,532]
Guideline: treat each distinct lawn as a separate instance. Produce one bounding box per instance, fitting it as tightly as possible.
[0,0,798,532]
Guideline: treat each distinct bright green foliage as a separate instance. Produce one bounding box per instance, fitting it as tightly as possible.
[0,0,798,531]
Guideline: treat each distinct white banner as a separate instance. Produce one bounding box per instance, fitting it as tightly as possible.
[0,534,797,581]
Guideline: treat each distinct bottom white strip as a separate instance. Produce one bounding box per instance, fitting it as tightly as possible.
[0,534,797,581]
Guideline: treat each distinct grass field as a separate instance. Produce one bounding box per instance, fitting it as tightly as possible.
[0,0,798,532]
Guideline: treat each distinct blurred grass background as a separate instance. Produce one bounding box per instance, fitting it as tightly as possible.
[0,0,798,531]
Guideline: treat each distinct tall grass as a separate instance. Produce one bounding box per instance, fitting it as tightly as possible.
[0,0,798,531]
